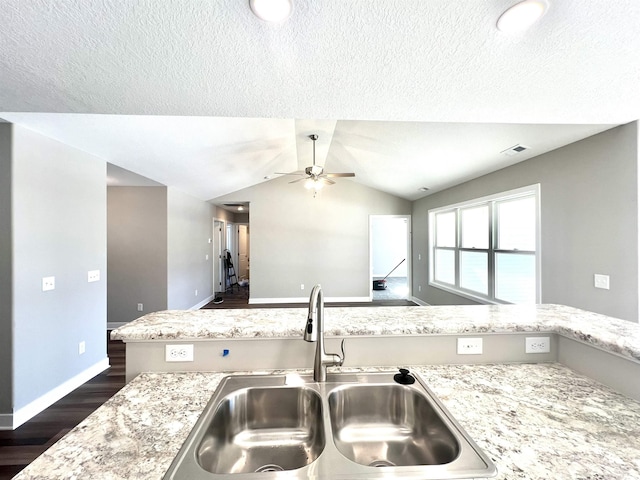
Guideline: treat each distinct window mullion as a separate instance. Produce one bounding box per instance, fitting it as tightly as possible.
[488,201,496,300]
[455,208,461,288]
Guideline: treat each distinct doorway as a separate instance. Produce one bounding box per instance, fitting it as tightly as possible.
[213,220,224,294]
[226,223,250,286]
[237,224,250,282]
[370,215,411,300]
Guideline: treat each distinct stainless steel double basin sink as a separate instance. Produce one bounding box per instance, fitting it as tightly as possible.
[163,371,496,479]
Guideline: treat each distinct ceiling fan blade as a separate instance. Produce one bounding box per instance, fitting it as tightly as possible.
[275,171,306,176]
[288,177,308,184]
[320,177,336,185]
[325,172,355,178]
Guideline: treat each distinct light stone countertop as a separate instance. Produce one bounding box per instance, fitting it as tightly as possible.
[111,304,640,363]
[13,363,640,480]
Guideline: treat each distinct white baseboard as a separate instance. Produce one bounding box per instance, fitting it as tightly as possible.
[107,322,128,330]
[410,296,430,306]
[190,295,215,310]
[1,358,110,430]
[249,296,371,305]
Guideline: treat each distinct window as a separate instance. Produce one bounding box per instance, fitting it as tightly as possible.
[428,185,540,304]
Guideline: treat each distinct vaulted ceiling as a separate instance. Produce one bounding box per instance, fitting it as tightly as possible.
[1,1,638,201]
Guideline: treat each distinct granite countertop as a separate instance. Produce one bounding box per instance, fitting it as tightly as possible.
[13,363,640,480]
[111,304,640,363]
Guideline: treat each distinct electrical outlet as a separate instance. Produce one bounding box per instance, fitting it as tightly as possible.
[525,336,551,353]
[301,284,304,290]
[594,274,610,290]
[78,341,86,355]
[418,285,422,292]
[457,337,483,355]
[195,289,198,296]
[137,303,143,312]
[42,276,55,291]
[88,270,100,282]
[165,344,194,362]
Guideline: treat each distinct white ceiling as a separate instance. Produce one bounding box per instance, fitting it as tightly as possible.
[1,1,638,201]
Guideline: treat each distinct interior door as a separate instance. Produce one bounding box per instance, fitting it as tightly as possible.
[238,225,250,280]
[213,220,224,293]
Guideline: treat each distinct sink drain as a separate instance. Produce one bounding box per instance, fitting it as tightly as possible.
[369,460,396,468]
[255,464,284,473]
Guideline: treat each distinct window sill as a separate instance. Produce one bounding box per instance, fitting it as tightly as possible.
[428,282,502,305]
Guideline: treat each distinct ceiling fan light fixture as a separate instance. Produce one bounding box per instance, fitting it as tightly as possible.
[497,0,549,33]
[305,178,324,191]
[249,0,293,22]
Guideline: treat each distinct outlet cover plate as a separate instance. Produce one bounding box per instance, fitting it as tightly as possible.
[165,344,194,362]
[594,274,610,290]
[457,337,483,355]
[525,336,551,353]
[42,276,55,291]
[88,270,100,282]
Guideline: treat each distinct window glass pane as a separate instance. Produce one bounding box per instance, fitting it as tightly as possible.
[461,205,488,249]
[460,251,488,294]
[495,253,536,303]
[497,196,536,251]
[435,211,456,247]
[434,249,455,284]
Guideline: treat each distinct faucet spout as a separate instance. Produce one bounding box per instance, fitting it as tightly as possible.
[303,284,344,381]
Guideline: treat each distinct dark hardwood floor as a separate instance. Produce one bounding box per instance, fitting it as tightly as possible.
[0,291,414,478]
[202,286,417,309]
[0,335,125,480]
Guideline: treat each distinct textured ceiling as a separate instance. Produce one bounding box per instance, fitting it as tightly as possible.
[0,1,638,200]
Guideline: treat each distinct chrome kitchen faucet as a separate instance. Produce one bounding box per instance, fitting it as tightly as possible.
[303,284,344,381]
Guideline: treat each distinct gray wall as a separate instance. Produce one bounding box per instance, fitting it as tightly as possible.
[215,177,411,300]
[0,124,13,413]
[107,187,168,324]
[11,125,107,410]
[413,122,639,322]
[167,188,215,309]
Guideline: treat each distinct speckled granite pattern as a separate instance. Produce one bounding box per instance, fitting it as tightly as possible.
[13,364,640,480]
[111,304,640,362]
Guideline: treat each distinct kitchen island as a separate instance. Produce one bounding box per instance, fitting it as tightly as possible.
[12,304,640,478]
[13,363,640,479]
[111,304,640,399]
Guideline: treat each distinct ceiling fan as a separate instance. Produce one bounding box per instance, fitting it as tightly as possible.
[275,134,355,192]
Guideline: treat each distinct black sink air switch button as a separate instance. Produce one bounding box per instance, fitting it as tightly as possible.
[394,368,416,385]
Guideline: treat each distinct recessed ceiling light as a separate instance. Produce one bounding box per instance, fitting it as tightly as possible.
[497,0,549,33]
[249,0,293,22]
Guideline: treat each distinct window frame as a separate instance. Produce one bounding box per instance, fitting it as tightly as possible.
[428,184,541,304]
